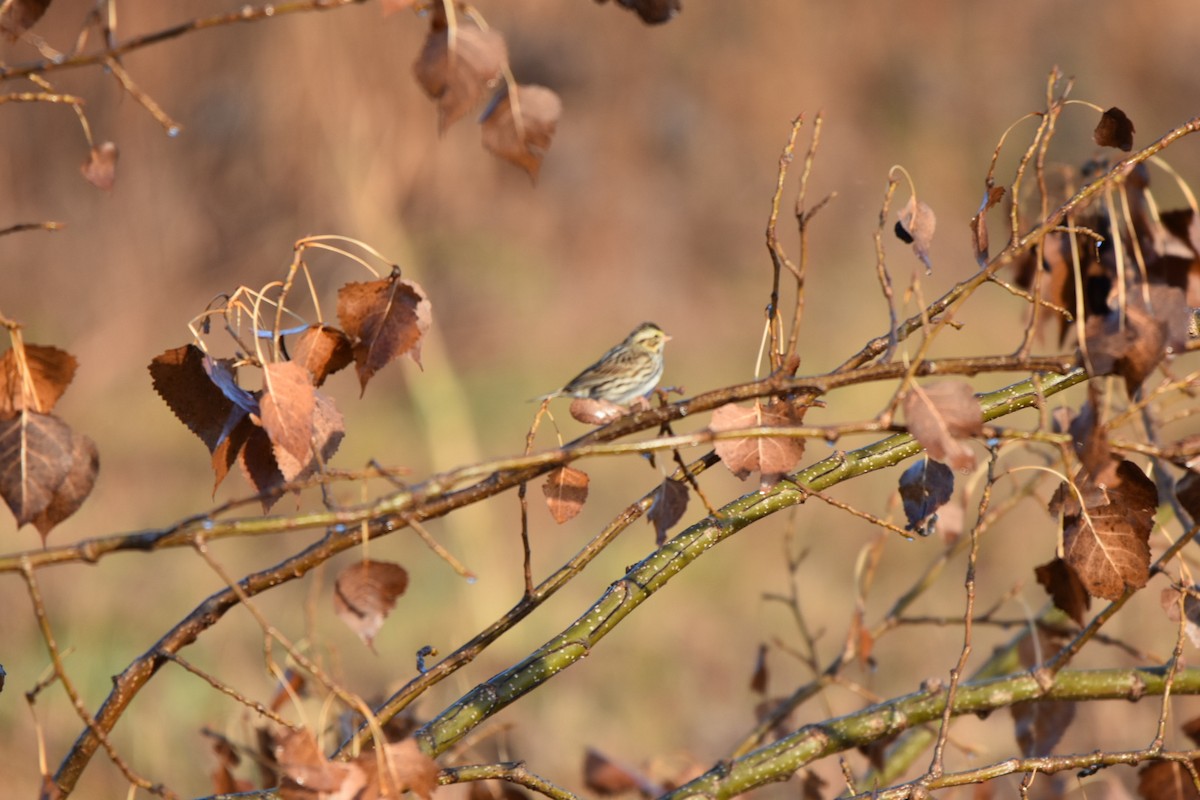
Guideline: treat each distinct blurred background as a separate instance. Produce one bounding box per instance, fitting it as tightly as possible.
[2,1,1200,797]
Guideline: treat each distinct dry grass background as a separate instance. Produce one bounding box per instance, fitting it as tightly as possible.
[2,1,1200,797]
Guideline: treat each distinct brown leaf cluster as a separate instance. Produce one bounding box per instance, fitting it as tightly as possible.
[1014,153,1197,392]
[711,400,806,489]
[149,272,430,503]
[149,344,346,508]
[271,730,438,800]
[0,339,98,540]
[411,10,563,179]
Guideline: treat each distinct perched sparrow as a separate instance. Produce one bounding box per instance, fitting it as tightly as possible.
[539,322,670,405]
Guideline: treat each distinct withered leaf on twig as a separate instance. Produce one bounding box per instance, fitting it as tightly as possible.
[897,458,954,536]
[543,466,590,524]
[338,274,432,393]
[902,380,982,471]
[333,559,410,651]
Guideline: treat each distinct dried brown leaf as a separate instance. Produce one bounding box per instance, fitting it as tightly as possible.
[290,325,354,386]
[1085,284,1187,395]
[1138,760,1200,800]
[260,362,316,481]
[1067,384,1117,483]
[599,0,681,24]
[1184,717,1200,748]
[1161,586,1200,648]
[1176,471,1200,522]
[1161,209,1200,258]
[29,427,98,540]
[412,19,507,133]
[149,345,254,453]
[1060,460,1158,601]
[543,466,589,524]
[1095,107,1135,151]
[749,643,769,695]
[372,738,439,800]
[1011,627,1075,756]
[274,729,355,798]
[0,0,51,39]
[897,458,954,536]
[895,196,937,272]
[710,401,805,486]
[237,423,286,509]
[481,84,563,181]
[333,559,409,650]
[337,275,432,392]
[0,411,98,538]
[647,478,688,545]
[969,184,1005,265]
[583,748,658,796]
[1034,558,1091,626]
[80,142,119,191]
[0,343,77,417]
[903,381,982,471]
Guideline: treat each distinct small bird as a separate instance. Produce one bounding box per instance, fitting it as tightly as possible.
[539,322,670,405]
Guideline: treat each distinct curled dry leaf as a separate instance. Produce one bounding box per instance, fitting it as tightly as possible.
[969,184,1005,265]
[895,195,937,272]
[0,342,77,416]
[897,458,953,536]
[710,400,805,487]
[0,0,51,39]
[481,84,563,181]
[80,142,119,191]
[1058,460,1158,601]
[902,380,982,471]
[647,478,688,545]
[1034,557,1091,626]
[543,466,589,524]
[412,15,507,133]
[337,274,432,393]
[290,325,354,386]
[333,559,410,650]
[1094,106,1135,151]
[0,411,98,539]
